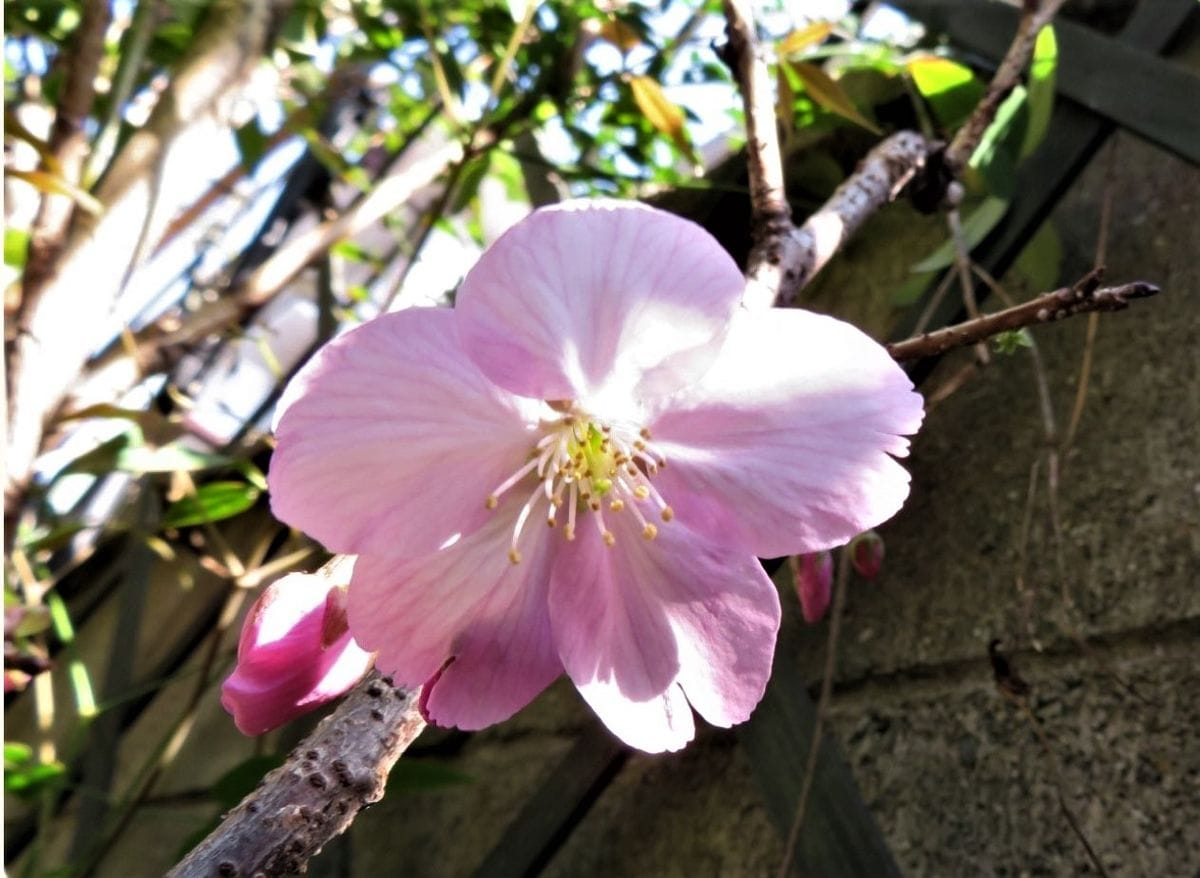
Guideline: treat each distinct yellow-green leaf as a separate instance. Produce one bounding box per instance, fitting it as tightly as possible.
[7,169,102,216]
[598,18,641,53]
[778,21,833,57]
[1020,25,1057,157]
[629,75,696,161]
[905,54,984,130]
[789,61,882,134]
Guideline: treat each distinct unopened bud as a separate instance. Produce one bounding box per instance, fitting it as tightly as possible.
[790,551,833,624]
[849,531,885,580]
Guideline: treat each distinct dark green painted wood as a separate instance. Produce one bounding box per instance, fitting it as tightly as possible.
[471,723,626,878]
[898,0,1199,164]
[739,582,903,878]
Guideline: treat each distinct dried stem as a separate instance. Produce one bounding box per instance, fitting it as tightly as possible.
[778,549,852,877]
[886,273,1160,362]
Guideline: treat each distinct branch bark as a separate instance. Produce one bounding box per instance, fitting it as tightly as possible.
[886,273,1160,362]
[723,0,1071,311]
[167,671,424,877]
[19,0,112,307]
[6,0,271,514]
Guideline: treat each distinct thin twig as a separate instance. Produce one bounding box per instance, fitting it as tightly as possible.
[887,275,1160,362]
[1063,143,1116,453]
[778,549,851,877]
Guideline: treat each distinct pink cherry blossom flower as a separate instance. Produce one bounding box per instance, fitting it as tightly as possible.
[221,570,373,736]
[791,551,834,624]
[267,200,923,753]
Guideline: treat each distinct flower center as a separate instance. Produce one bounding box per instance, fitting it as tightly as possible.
[485,408,674,563]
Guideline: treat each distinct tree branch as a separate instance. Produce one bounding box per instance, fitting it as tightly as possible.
[944,0,1069,172]
[723,0,1073,311]
[886,272,1160,362]
[18,0,112,308]
[167,670,424,877]
[5,0,272,516]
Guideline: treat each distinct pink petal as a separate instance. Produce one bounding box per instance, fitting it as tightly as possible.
[549,514,780,752]
[269,308,542,559]
[791,551,834,623]
[347,492,562,730]
[221,572,372,736]
[649,308,924,558]
[455,201,745,408]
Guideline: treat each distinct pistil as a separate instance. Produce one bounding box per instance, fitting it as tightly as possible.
[484,406,673,561]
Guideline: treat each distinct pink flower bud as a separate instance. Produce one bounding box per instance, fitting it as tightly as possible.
[221,571,373,736]
[849,530,885,580]
[790,551,833,623]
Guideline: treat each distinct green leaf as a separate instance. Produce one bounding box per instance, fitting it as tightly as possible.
[788,61,881,134]
[993,328,1034,355]
[1021,26,1058,157]
[450,153,491,215]
[906,55,984,131]
[5,741,34,768]
[234,120,270,171]
[968,85,1028,196]
[4,753,66,797]
[778,22,833,57]
[1013,220,1062,292]
[117,444,235,474]
[7,168,103,215]
[162,482,260,529]
[628,76,697,163]
[911,196,1010,273]
[4,227,30,269]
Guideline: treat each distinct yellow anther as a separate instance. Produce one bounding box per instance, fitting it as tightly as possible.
[547,518,557,528]
[609,498,625,512]
[660,506,674,522]
[642,524,658,540]
[564,524,576,541]
[485,496,499,510]
[589,499,601,511]
[634,485,650,500]
[639,427,652,440]
[602,530,616,547]
[507,548,522,565]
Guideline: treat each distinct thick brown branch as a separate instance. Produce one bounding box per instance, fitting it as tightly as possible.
[746,131,931,309]
[167,671,424,877]
[887,277,1160,362]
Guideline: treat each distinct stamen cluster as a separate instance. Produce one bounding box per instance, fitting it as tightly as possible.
[486,408,674,563]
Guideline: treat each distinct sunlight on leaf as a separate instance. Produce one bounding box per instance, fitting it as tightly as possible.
[1021,26,1058,158]
[7,169,103,215]
[789,61,881,134]
[629,75,697,162]
[778,21,833,57]
[162,482,261,528]
[906,54,984,131]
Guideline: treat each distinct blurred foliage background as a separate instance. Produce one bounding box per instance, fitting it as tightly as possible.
[3,0,1075,873]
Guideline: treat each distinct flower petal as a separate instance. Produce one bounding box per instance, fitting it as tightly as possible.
[455,201,745,407]
[270,308,541,559]
[347,492,561,730]
[221,572,372,736]
[549,514,779,752]
[648,308,924,558]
